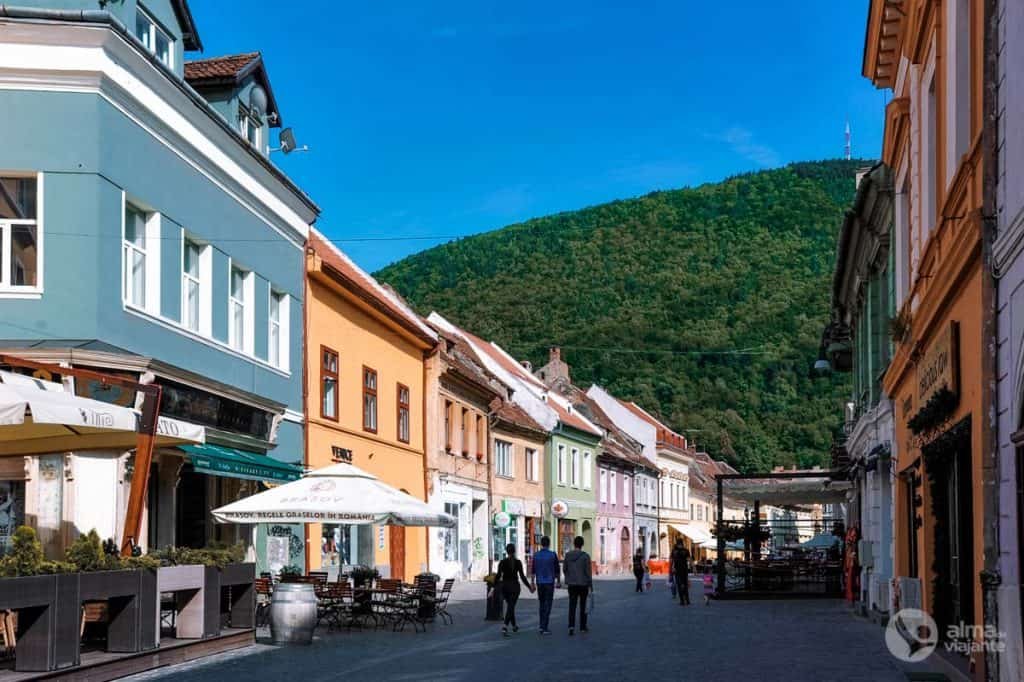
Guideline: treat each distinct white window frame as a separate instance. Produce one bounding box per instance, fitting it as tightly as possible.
[945,0,971,188]
[623,476,630,507]
[921,63,938,237]
[268,287,289,370]
[122,196,161,313]
[228,262,254,354]
[181,234,212,335]
[0,172,43,297]
[495,439,513,478]
[609,471,617,505]
[599,469,607,503]
[239,106,262,152]
[570,448,580,488]
[557,444,566,485]
[526,447,538,482]
[582,451,592,489]
[895,161,912,306]
[135,6,174,69]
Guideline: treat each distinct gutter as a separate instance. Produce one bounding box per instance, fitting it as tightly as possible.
[0,5,320,218]
[980,0,1001,677]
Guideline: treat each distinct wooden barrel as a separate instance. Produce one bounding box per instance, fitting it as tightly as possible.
[269,582,316,645]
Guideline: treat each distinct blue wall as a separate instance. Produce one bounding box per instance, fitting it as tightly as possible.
[15,1,190,74]
[0,88,306,461]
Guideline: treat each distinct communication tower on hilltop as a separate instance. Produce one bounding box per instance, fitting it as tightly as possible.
[844,121,852,160]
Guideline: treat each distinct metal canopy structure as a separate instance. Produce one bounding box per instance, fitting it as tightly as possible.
[722,474,852,506]
[715,470,848,598]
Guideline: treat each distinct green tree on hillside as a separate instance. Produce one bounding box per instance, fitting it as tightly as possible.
[376,159,865,472]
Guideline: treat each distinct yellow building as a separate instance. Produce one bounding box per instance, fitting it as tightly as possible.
[304,229,438,581]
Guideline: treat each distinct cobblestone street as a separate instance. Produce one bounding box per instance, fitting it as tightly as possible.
[124,578,937,681]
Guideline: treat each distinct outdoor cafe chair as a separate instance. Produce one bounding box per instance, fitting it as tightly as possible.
[387,586,427,633]
[434,579,455,625]
[315,583,353,631]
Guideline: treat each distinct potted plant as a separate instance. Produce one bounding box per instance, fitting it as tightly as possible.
[278,564,303,581]
[349,565,378,615]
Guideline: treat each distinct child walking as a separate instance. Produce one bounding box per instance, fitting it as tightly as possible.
[703,573,714,605]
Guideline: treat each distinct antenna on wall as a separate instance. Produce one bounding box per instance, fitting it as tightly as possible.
[270,127,310,155]
[844,121,852,161]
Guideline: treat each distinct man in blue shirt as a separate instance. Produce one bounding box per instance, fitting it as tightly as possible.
[530,536,560,635]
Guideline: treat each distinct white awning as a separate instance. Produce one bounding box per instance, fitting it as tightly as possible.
[0,371,204,456]
[669,523,712,545]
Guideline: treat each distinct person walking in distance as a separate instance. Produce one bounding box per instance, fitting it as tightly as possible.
[669,539,691,605]
[632,547,646,593]
[563,535,593,635]
[530,535,560,635]
[491,543,533,636]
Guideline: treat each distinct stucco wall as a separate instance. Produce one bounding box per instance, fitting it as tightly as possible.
[1,89,304,418]
[304,278,428,580]
[994,0,1024,676]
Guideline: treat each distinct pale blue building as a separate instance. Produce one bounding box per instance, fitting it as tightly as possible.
[0,1,317,571]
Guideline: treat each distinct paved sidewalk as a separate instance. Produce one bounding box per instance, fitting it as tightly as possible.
[123,577,938,681]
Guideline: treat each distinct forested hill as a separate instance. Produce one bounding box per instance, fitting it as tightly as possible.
[376,159,867,472]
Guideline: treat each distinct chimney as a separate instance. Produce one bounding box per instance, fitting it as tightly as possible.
[521,360,533,372]
[550,347,561,362]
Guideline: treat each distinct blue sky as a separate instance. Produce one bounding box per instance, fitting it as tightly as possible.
[193,0,886,272]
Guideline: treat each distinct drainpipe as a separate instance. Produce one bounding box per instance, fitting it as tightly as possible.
[980,0,1001,676]
[422,347,437,578]
[302,249,312,573]
[487,412,497,576]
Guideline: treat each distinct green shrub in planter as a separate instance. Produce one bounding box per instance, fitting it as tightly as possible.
[65,530,121,573]
[0,525,44,576]
[151,542,246,568]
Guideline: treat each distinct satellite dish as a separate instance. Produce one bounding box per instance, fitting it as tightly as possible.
[249,85,268,117]
[279,127,296,153]
[270,127,309,155]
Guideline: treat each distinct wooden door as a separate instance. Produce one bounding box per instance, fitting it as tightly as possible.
[390,526,405,580]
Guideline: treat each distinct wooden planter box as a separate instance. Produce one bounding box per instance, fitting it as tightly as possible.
[202,563,255,634]
[0,574,79,672]
[78,569,158,654]
[0,568,158,672]
[157,565,207,639]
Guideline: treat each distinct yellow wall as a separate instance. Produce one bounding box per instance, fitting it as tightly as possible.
[304,276,429,581]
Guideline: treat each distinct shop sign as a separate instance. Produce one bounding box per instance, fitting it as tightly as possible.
[551,499,570,518]
[502,499,524,515]
[493,511,513,529]
[917,321,960,405]
[331,446,353,463]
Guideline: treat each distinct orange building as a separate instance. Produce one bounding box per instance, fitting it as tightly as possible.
[864,0,988,673]
[303,229,438,581]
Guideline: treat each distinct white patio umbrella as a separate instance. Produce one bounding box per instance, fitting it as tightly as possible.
[211,462,456,527]
[0,370,204,456]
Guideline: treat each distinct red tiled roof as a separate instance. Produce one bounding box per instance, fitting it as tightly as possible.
[184,52,260,83]
[308,229,437,346]
[491,400,547,436]
[545,395,602,437]
[460,329,548,391]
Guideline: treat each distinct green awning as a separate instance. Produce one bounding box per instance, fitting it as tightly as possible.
[179,444,302,483]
